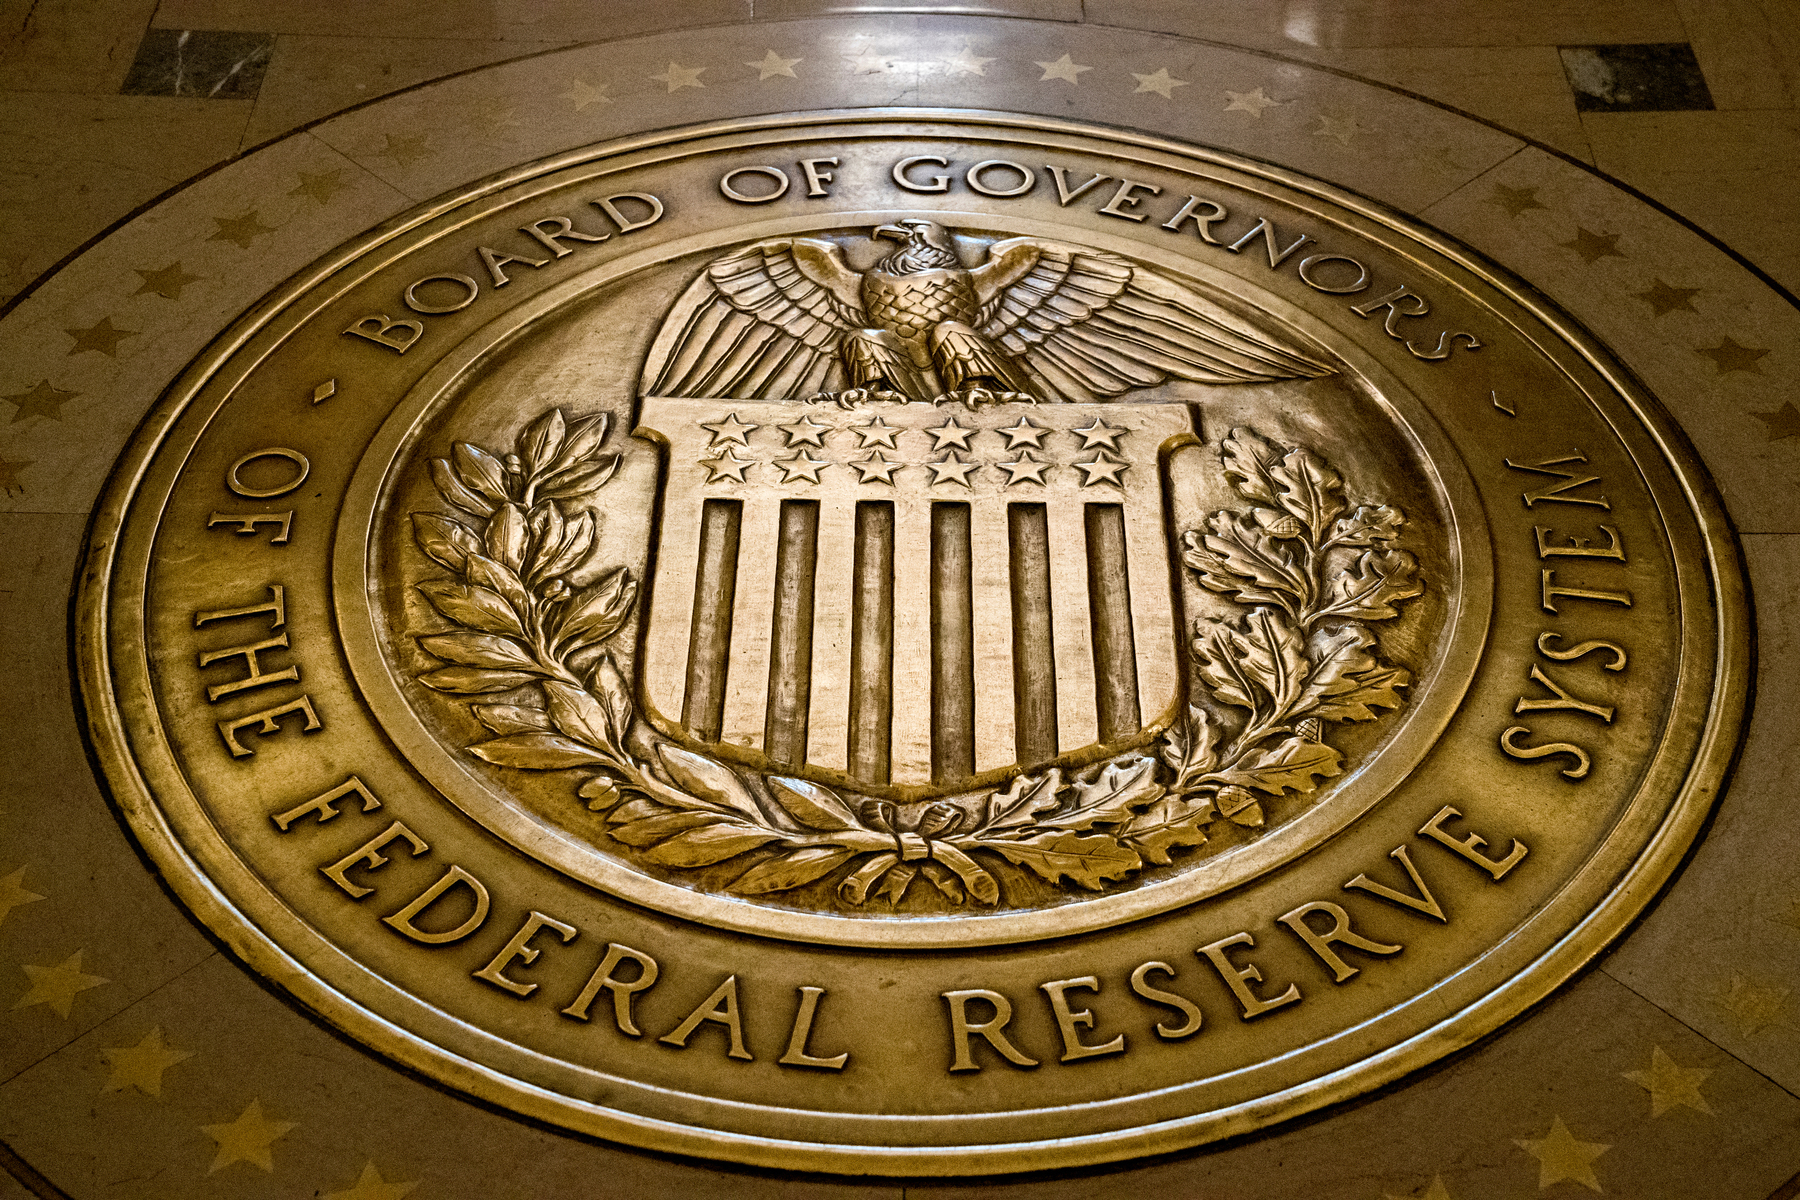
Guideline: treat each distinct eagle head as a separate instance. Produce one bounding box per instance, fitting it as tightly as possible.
[871,219,960,275]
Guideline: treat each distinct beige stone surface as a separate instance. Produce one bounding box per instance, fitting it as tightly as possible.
[1296,44,1592,161]
[1082,0,1688,52]
[0,0,160,95]
[154,0,756,43]
[1605,535,1800,1091]
[244,34,568,146]
[0,5,1795,1196]
[0,92,254,305]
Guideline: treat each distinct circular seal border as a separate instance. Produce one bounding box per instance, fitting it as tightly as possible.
[74,108,1749,1175]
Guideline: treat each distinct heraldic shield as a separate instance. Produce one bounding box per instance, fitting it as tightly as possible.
[632,396,1196,796]
[628,218,1336,798]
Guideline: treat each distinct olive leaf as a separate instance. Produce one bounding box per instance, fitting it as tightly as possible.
[453,442,510,504]
[473,703,553,734]
[418,631,538,672]
[412,512,484,572]
[416,580,525,638]
[656,743,765,824]
[469,732,611,769]
[767,777,859,832]
[518,408,566,475]
[429,459,496,517]
[639,822,783,868]
[418,666,538,693]
[729,847,857,895]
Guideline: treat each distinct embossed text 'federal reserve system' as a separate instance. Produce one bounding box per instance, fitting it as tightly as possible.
[77,113,1746,1174]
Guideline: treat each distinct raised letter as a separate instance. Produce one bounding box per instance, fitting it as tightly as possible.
[1226,217,1312,268]
[1048,166,1112,207]
[197,633,298,701]
[779,986,849,1070]
[1197,933,1301,1020]
[942,989,1039,1071]
[965,159,1035,197]
[561,943,660,1033]
[206,511,293,544]
[1419,806,1529,879]
[1500,725,1592,779]
[1278,901,1403,983]
[1040,976,1126,1062]
[1537,632,1627,672]
[476,244,550,288]
[1297,253,1370,294]
[402,273,480,314]
[195,584,285,629]
[1505,452,1611,509]
[474,910,578,997]
[1344,845,1446,922]
[594,192,663,232]
[382,865,490,944]
[1352,285,1430,336]
[892,155,951,193]
[660,976,753,1060]
[519,216,608,258]
[719,166,790,203]
[1128,962,1203,1039]
[1535,525,1625,560]
[226,448,309,499]
[272,776,381,831]
[217,695,321,757]
[799,157,839,197]
[1541,570,1632,613]
[343,314,422,354]
[1098,178,1162,221]
[1161,195,1228,242]
[321,820,428,898]
[1516,664,1614,722]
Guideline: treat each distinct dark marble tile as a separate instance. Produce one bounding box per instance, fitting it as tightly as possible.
[1559,42,1716,112]
[119,28,273,99]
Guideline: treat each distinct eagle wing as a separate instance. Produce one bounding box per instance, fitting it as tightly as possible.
[971,238,1336,402]
[640,238,865,398]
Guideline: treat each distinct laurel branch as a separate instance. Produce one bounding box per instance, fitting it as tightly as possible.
[409,413,1422,907]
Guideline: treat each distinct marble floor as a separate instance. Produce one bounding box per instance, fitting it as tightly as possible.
[0,2,1797,1198]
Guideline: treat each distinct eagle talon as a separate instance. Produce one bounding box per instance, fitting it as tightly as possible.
[809,387,905,409]
[933,387,1036,407]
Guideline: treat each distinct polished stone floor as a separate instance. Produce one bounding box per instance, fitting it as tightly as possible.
[0,3,1797,1198]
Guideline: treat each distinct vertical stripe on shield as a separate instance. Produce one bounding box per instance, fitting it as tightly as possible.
[1007,502,1057,766]
[681,498,741,742]
[931,502,975,782]
[763,500,819,767]
[1085,502,1141,742]
[847,500,895,784]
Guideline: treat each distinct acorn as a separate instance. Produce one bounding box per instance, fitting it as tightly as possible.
[1217,785,1256,817]
[1255,509,1304,538]
[1297,717,1323,743]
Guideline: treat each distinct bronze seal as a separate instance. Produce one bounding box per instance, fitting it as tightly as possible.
[76,111,1747,1173]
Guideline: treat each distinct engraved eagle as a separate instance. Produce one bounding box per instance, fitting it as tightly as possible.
[640,219,1335,405]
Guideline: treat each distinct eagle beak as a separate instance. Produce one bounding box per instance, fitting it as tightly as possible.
[873,224,908,241]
